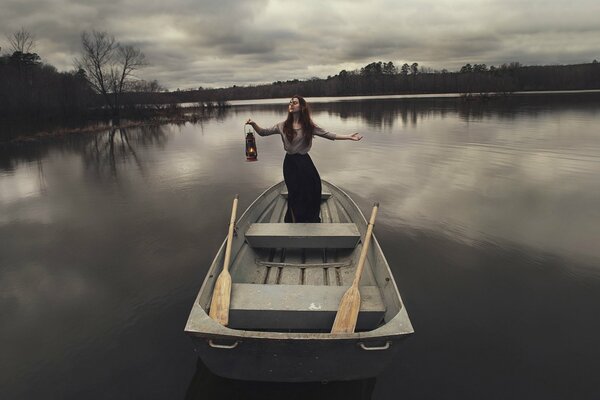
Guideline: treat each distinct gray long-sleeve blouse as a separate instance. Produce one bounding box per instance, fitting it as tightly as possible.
[257,122,337,155]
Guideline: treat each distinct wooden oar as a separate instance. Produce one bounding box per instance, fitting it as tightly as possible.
[209,195,239,326]
[331,202,379,334]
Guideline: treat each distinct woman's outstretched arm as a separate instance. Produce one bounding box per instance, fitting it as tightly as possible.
[246,119,280,136]
[313,127,363,141]
[335,133,363,141]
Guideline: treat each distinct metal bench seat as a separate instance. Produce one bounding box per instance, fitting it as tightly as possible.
[281,191,332,200]
[227,283,385,331]
[245,223,360,249]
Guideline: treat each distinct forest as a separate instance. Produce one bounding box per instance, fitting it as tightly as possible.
[1,29,599,122]
[174,60,600,103]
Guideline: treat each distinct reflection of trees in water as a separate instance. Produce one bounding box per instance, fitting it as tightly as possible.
[244,93,600,130]
[37,159,47,194]
[205,105,231,122]
[183,105,232,129]
[184,357,376,400]
[0,124,168,185]
[0,102,232,144]
[1,93,598,171]
[318,95,600,129]
[239,99,496,129]
[81,125,167,179]
[0,143,47,172]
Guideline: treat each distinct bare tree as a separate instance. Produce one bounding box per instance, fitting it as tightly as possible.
[8,27,36,54]
[75,30,146,119]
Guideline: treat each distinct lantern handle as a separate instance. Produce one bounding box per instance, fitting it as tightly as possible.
[244,124,254,137]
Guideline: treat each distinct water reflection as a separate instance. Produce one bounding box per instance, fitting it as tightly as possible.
[185,358,376,400]
[1,94,599,399]
[0,142,48,172]
[81,126,166,180]
[231,92,600,129]
[3,93,599,170]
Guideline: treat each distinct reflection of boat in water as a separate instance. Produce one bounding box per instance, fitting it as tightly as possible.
[185,180,414,382]
[185,357,377,400]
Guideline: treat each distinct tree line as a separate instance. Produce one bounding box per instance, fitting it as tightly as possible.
[0,29,169,122]
[0,29,94,120]
[178,60,600,102]
[1,28,599,123]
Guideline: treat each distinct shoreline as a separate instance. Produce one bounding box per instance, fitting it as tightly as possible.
[0,109,217,146]
[3,89,600,145]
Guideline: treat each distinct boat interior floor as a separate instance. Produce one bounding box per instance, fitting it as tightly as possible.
[224,190,387,333]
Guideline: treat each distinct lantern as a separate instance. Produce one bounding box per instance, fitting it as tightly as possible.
[245,127,258,161]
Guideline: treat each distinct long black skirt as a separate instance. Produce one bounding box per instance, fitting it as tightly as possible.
[283,153,321,223]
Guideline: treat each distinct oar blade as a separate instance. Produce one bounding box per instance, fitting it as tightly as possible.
[208,270,232,326]
[331,286,361,334]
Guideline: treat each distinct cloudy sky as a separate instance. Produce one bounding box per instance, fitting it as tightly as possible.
[1,0,599,90]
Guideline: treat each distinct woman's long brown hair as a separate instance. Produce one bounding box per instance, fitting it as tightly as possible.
[283,95,315,148]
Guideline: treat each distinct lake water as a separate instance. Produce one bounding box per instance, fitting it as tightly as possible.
[1,94,599,399]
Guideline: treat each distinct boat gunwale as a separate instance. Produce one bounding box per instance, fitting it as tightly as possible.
[184,180,414,341]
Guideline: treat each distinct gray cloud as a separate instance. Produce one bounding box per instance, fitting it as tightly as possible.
[1,0,599,89]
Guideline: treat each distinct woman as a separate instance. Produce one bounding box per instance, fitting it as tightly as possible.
[246,95,362,223]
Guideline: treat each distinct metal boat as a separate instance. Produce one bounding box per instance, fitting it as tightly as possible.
[184,180,413,382]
